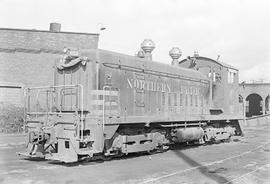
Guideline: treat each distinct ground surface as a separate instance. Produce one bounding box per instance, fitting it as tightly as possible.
[0,124,270,184]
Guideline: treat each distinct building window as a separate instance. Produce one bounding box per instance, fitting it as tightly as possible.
[212,72,216,82]
[228,69,237,83]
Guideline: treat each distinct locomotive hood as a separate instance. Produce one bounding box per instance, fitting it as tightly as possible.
[96,49,209,83]
[55,48,209,83]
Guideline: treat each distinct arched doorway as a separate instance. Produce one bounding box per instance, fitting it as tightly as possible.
[245,93,263,117]
[265,95,270,114]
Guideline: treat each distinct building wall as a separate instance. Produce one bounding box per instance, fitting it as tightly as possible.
[0,52,57,87]
[0,28,99,52]
[239,83,270,116]
[0,28,99,86]
[0,27,99,105]
[239,83,270,100]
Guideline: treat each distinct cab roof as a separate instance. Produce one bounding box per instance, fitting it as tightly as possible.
[179,56,238,71]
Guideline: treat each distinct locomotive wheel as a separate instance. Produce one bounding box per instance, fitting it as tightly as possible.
[102,155,113,161]
[147,149,157,155]
[147,145,168,155]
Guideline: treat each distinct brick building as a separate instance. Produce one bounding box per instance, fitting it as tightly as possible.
[239,82,270,117]
[0,23,99,106]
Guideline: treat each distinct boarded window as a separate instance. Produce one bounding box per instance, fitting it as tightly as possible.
[0,85,23,106]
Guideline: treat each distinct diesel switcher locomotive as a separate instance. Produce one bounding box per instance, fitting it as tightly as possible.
[19,39,243,163]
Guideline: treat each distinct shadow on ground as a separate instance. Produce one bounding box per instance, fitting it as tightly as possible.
[48,152,155,167]
[171,144,231,184]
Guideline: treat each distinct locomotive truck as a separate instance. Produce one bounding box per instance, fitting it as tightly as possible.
[19,39,243,163]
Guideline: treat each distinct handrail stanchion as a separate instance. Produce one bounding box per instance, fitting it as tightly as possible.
[102,86,111,134]
[77,84,84,142]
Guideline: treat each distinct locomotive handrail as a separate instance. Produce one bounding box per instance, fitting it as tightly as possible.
[161,122,207,127]
[102,62,209,84]
[34,88,53,122]
[24,84,84,142]
[26,112,75,115]
[102,86,111,133]
[59,87,79,112]
[25,84,80,89]
[25,84,82,113]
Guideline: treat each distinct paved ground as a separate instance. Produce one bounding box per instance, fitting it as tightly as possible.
[0,124,270,184]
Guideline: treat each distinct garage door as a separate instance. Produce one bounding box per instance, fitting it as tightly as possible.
[0,86,23,106]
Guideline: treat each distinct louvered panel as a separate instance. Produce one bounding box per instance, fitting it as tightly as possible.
[89,90,120,118]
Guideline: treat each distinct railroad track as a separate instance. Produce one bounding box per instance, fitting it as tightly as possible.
[244,113,270,125]
[246,113,270,120]
[139,141,270,184]
[223,162,270,184]
[139,115,270,184]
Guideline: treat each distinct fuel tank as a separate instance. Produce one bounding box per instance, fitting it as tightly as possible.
[172,127,204,143]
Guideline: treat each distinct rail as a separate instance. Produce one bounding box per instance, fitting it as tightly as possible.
[246,113,270,120]
[139,141,270,184]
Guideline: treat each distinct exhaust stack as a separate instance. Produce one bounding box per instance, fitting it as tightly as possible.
[49,22,61,32]
[169,47,182,66]
[140,39,155,61]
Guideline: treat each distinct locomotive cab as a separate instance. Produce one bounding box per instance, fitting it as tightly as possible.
[178,55,241,117]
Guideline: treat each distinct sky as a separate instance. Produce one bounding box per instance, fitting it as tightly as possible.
[1,0,270,82]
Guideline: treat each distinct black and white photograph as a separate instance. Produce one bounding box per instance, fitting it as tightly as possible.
[0,0,270,183]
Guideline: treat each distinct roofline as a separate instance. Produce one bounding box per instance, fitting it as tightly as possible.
[239,83,270,86]
[179,56,238,71]
[0,81,24,87]
[179,56,217,64]
[0,28,99,36]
